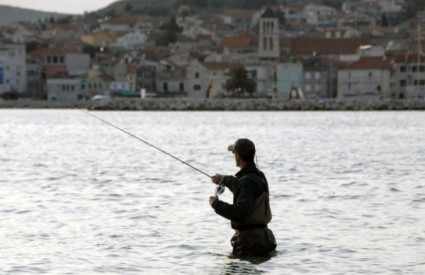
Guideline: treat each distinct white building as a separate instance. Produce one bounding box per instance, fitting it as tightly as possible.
[115,31,148,50]
[0,44,26,94]
[46,77,86,101]
[186,60,243,98]
[337,57,392,100]
[304,4,337,26]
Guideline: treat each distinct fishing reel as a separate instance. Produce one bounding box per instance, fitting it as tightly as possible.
[215,185,225,196]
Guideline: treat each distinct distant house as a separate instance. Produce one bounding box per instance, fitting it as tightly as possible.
[137,64,157,93]
[276,63,303,99]
[115,31,148,50]
[337,56,392,100]
[81,30,115,48]
[46,75,86,101]
[338,12,377,29]
[303,4,337,27]
[186,60,243,98]
[219,31,258,55]
[302,57,334,99]
[219,10,256,30]
[51,24,84,42]
[28,47,89,101]
[156,62,186,95]
[5,21,36,43]
[281,37,370,60]
[29,48,90,78]
[100,16,141,33]
[111,60,138,93]
[86,72,113,98]
[0,44,27,94]
[390,53,425,99]
[322,27,360,38]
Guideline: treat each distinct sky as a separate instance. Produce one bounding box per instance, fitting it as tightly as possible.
[0,0,118,14]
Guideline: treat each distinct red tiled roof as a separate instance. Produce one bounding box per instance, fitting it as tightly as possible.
[391,54,425,63]
[340,57,392,70]
[283,37,370,56]
[219,36,252,48]
[127,65,138,74]
[29,48,79,59]
[43,65,68,78]
[195,34,212,41]
[98,74,114,82]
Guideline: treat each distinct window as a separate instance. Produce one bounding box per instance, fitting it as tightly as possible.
[59,56,64,63]
[400,79,406,86]
[195,72,199,79]
[194,84,201,90]
[305,84,311,91]
[315,84,321,91]
[305,72,312,79]
[179,82,184,91]
[368,72,373,78]
[46,56,52,64]
[269,37,273,50]
[400,66,406,72]
[53,56,58,64]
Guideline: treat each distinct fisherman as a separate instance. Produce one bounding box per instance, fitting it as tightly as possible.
[209,138,276,257]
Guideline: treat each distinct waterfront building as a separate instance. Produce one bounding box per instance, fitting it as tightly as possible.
[337,56,392,100]
[0,44,26,94]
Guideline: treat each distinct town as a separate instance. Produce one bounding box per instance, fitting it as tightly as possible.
[0,0,425,110]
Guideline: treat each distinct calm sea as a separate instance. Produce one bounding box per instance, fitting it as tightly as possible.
[0,110,424,274]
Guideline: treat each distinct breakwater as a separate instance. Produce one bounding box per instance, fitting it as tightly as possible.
[1,98,425,111]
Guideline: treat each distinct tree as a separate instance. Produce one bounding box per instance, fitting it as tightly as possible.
[125,3,133,13]
[156,16,183,46]
[225,67,256,97]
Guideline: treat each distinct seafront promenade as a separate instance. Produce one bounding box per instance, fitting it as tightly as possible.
[1,98,425,111]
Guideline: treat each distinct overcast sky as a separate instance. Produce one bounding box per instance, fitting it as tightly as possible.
[0,0,118,14]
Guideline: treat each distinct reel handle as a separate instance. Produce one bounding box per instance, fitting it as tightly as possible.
[215,185,225,195]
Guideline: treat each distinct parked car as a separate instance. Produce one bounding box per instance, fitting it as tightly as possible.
[91,94,110,101]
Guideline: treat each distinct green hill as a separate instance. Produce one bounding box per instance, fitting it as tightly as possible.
[95,0,176,16]
[0,5,69,25]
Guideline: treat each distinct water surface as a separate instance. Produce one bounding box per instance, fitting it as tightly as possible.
[0,110,424,274]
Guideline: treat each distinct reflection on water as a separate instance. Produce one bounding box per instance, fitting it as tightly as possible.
[217,251,276,275]
[0,110,424,274]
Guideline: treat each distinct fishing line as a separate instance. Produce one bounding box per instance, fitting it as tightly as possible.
[73,108,212,178]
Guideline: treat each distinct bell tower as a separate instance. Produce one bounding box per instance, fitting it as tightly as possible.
[258,6,280,59]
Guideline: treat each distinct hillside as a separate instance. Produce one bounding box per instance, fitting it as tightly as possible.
[0,5,69,26]
[94,0,176,16]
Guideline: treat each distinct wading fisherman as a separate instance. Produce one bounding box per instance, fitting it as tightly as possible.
[209,138,276,256]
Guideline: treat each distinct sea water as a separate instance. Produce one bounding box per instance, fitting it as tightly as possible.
[0,110,424,274]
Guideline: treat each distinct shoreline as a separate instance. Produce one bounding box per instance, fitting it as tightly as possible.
[1,98,425,111]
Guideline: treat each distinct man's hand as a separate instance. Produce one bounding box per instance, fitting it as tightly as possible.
[209,195,218,207]
[211,174,223,185]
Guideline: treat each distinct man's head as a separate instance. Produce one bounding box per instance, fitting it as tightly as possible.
[228,138,256,167]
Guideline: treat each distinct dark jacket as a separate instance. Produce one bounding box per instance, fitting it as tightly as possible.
[212,162,272,230]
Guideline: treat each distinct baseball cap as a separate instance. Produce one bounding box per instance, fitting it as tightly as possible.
[227,138,256,156]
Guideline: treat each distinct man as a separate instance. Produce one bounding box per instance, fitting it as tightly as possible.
[209,138,276,257]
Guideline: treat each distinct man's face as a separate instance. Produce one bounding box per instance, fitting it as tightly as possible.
[234,152,241,167]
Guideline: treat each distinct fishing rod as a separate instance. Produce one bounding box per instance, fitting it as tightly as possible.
[74,107,212,179]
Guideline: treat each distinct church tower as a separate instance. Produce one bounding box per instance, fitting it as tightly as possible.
[258,7,280,59]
